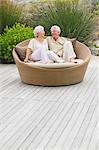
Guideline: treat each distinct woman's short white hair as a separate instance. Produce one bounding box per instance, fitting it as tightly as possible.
[51,25,61,33]
[34,25,44,37]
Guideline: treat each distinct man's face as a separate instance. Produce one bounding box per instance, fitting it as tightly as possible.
[51,28,60,40]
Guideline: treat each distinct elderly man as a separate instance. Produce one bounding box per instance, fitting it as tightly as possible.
[47,25,77,63]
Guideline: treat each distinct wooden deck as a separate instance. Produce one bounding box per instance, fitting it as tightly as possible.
[0,56,99,150]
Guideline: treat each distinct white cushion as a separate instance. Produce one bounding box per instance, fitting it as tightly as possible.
[25,59,84,68]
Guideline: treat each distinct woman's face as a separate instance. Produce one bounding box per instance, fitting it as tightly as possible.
[37,31,45,38]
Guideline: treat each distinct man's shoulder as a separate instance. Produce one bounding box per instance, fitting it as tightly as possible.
[46,36,52,43]
[46,36,51,40]
[60,36,66,40]
[58,37,67,44]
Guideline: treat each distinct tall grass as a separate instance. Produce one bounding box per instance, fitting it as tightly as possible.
[0,0,22,34]
[31,0,94,43]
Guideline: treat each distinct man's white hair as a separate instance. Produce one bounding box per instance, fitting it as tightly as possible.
[34,25,44,37]
[51,25,61,33]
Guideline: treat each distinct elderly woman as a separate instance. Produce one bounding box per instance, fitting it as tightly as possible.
[24,25,52,63]
[47,25,77,63]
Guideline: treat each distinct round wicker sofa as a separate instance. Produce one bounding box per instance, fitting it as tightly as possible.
[12,39,91,86]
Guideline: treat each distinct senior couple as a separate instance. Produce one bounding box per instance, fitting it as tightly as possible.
[24,25,77,64]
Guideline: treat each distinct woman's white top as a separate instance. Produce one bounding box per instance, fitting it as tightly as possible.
[28,38,48,52]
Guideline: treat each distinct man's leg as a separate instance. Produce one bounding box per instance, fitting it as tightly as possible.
[47,51,64,63]
[63,41,76,61]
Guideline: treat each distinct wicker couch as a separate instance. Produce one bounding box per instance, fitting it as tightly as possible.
[12,39,91,86]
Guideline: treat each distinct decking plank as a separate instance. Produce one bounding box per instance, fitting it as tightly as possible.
[0,56,98,150]
[70,97,97,150]
[45,89,96,150]
[0,101,54,149]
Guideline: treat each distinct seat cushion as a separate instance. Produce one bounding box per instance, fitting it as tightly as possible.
[26,59,84,68]
[15,46,26,61]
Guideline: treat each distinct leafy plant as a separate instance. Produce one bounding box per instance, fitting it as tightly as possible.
[0,0,22,34]
[31,0,94,43]
[0,23,33,63]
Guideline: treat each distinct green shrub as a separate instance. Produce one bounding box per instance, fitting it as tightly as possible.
[0,0,22,34]
[0,23,33,63]
[31,0,94,43]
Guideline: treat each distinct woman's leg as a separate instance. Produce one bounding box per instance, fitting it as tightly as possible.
[40,46,51,63]
[30,48,41,61]
[24,48,32,62]
[30,46,51,63]
[63,41,76,61]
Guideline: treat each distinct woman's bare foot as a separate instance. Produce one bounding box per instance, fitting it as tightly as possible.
[24,58,29,63]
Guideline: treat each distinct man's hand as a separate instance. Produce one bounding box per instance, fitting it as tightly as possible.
[70,58,78,63]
